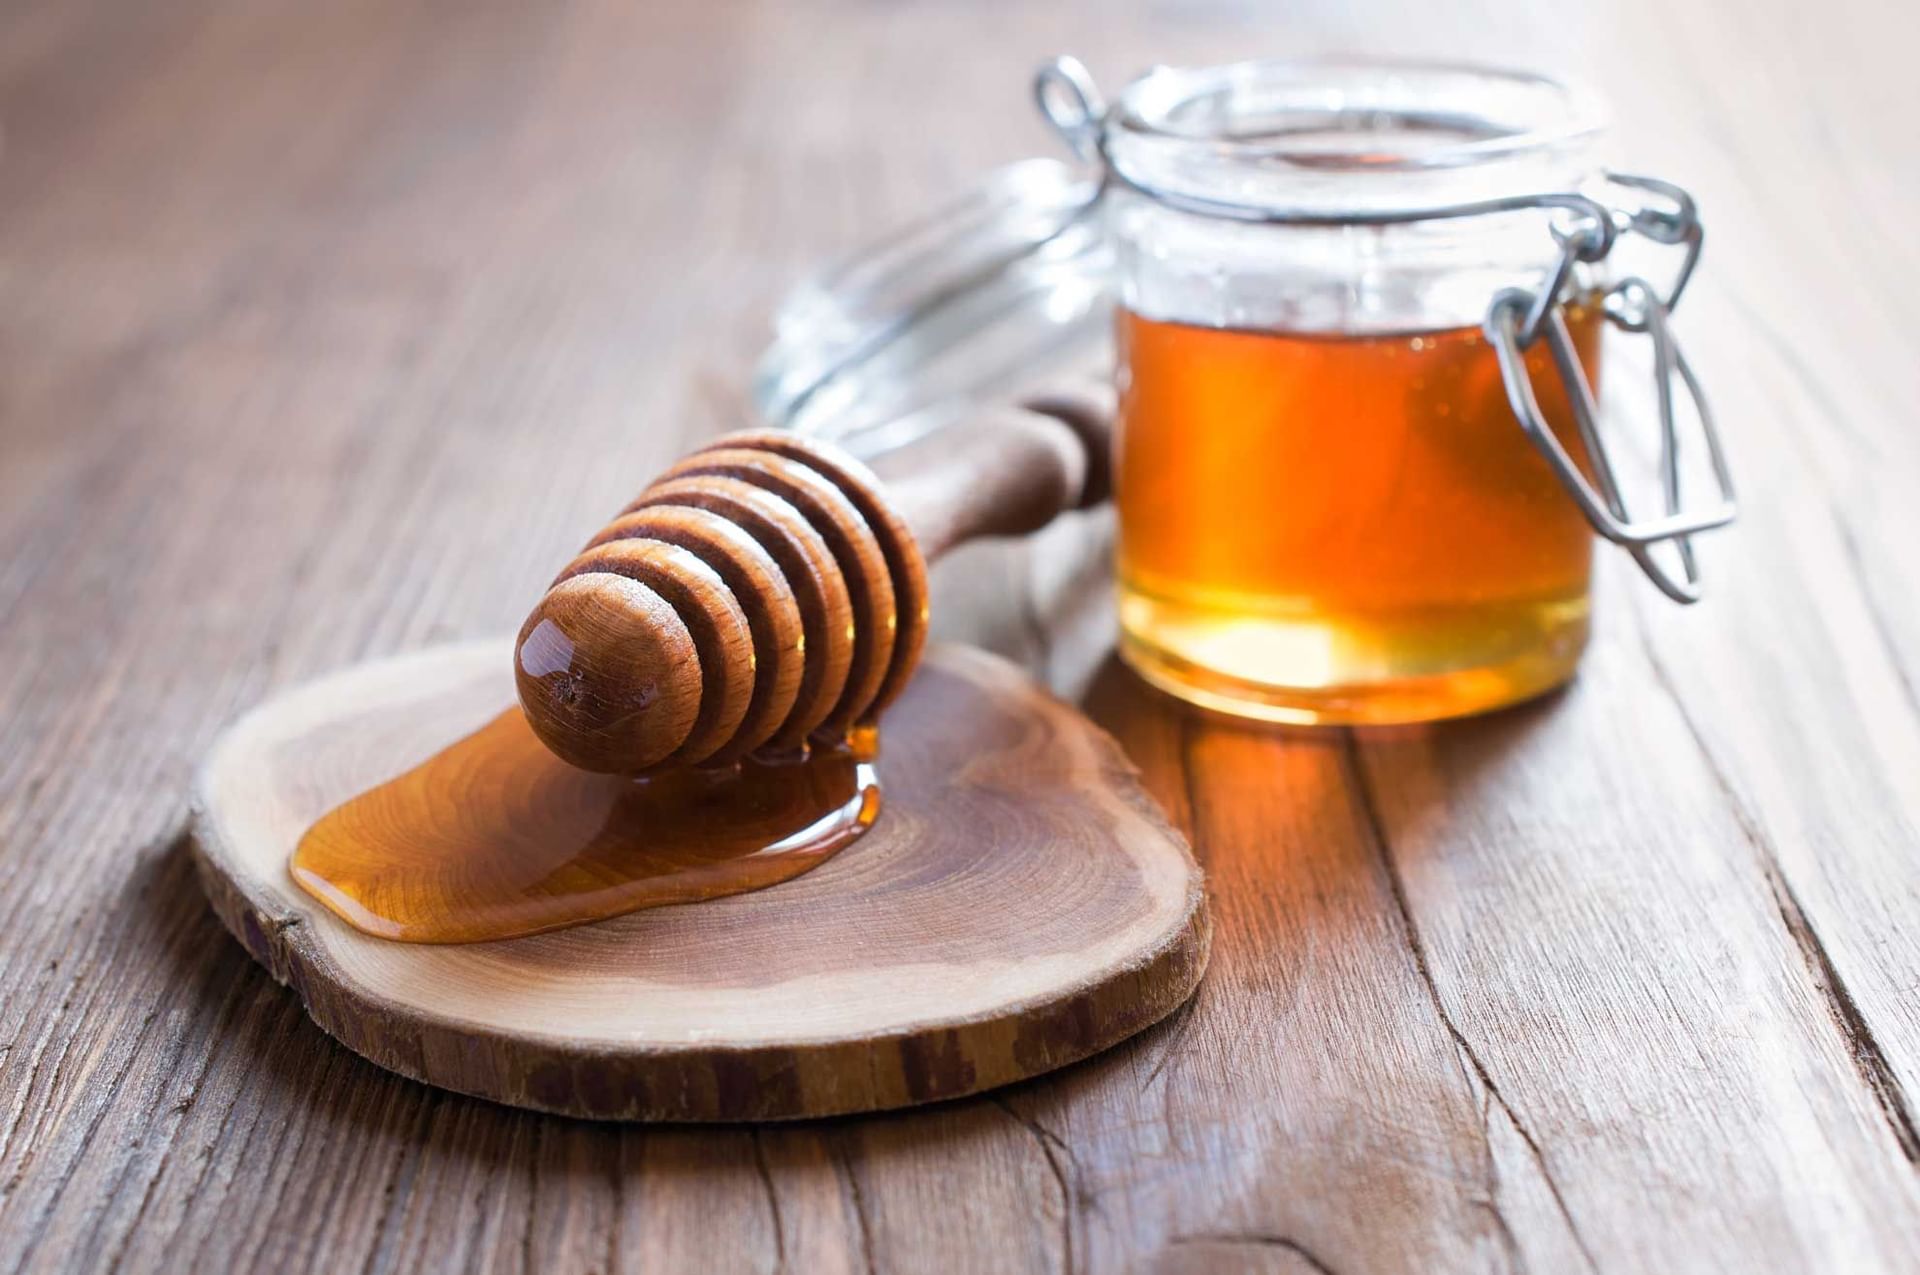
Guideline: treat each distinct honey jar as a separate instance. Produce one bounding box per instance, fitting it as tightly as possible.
[1041,56,1735,724]
[753,57,1735,727]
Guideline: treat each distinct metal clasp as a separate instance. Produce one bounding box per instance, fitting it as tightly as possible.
[1034,56,1106,166]
[1485,175,1735,603]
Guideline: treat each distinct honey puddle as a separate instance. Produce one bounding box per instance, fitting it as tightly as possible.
[291,709,879,944]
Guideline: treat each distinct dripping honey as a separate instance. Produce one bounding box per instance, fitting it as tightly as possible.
[1115,303,1603,724]
[291,710,879,944]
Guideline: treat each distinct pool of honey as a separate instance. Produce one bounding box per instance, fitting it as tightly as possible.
[291,710,879,944]
[1115,304,1603,724]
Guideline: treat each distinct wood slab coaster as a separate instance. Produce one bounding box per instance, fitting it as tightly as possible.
[189,640,1210,1121]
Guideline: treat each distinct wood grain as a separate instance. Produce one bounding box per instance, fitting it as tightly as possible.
[189,640,1208,1120]
[3,0,1919,1271]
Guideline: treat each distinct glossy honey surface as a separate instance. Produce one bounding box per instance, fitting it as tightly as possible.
[1115,304,1604,724]
[291,709,878,944]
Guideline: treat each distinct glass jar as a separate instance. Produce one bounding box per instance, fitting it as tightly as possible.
[1047,62,1574,721]
[1035,56,1734,725]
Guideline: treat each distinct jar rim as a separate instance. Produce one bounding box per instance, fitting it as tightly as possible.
[1111,57,1607,175]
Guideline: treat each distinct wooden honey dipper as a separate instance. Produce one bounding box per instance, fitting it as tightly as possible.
[515,386,1113,773]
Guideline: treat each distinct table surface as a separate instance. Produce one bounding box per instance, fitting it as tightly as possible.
[5,0,1919,1271]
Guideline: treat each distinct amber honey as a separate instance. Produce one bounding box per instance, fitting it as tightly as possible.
[1115,304,1603,724]
[291,710,879,944]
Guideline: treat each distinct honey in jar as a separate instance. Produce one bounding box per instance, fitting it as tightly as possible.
[1115,304,1602,723]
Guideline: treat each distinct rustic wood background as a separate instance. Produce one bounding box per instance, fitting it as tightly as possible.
[4,0,1917,1270]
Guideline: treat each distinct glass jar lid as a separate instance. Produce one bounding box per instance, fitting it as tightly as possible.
[753,157,1111,456]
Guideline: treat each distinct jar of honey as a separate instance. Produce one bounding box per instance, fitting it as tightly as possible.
[1038,56,1735,724]
[753,57,1734,728]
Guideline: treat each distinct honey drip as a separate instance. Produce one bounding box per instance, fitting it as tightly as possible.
[1115,304,1604,724]
[291,710,880,944]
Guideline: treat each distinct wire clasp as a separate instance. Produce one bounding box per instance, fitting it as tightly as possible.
[1485,174,1734,603]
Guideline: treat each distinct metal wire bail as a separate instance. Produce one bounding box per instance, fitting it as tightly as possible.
[1034,56,1106,166]
[1484,176,1735,603]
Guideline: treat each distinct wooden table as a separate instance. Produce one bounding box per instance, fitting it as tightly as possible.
[5,0,1918,1270]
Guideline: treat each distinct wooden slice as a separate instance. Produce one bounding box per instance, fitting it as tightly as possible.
[190,640,1209,1121]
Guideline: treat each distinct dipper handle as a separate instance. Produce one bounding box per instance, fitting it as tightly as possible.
[875,387,1112,558]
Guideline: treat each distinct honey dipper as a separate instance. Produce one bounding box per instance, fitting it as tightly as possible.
[515,386,1113,773]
